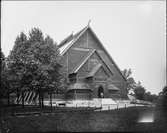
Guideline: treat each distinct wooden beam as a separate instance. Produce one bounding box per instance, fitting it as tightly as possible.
[72,47,90,51]
[67,52,69,75]
[87,30,89,71]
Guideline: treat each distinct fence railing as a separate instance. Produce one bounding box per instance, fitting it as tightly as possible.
[1,99,154,117]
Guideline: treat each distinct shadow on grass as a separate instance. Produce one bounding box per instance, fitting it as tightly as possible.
[2,106,165,132]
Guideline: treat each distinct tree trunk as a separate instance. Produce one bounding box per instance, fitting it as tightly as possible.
[50,93,52,109]
[38,89,41,108]
[22,91,24,108]
[7,89,10,106]
[41,91,44,108]
[17,88,19,105]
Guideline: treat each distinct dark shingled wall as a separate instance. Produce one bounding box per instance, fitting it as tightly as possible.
[59,27,128,99]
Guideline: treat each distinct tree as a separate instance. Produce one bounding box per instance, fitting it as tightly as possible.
[122,68,132,79]
[7,32,29,107]
[7,28,65,108]
[134,85,146,100]
[144,91,158,103]
[155,86,167,128]
[1,50,6,98]
[158,86,167,109]
[0,50,9,105]
[122,68,136,92]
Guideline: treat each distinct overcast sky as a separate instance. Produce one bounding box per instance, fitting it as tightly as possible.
[1,1,166,94]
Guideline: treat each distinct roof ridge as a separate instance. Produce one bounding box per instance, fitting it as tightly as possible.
[73,26,87,38]
[59,25,126,81]
[59,33,73,48]
[88,26,127,81]
[60,25,89,55]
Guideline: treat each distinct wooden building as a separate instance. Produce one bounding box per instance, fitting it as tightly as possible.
[58,24,128,100]
[14,24,128,105]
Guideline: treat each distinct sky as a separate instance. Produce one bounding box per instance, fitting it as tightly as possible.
[1,1,166,94]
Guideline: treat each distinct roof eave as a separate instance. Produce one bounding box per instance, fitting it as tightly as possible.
[60,26,89,56]
[88,26,127,81]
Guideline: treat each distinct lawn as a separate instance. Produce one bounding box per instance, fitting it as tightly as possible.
[2,106,165,133]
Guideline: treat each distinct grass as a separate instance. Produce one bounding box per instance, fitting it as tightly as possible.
[2,106,163,132]
[1,105,98,116]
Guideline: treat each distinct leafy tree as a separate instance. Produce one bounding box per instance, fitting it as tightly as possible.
[0,50,16,106]
[7,32,30,107]
[155,86,167,128]
[122,68,159,102]
[158,86,167,108]
[1,50,6,97]
[134,85,146,100]
[144,91,158,103]
[0,50,9,105]
[7,28,65,108]
[122,68,132,79]
[122,68,136,92]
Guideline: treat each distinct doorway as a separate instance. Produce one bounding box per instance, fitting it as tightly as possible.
[98,86,104,98]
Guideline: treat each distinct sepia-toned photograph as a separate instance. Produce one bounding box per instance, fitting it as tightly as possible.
[0,0,166,132]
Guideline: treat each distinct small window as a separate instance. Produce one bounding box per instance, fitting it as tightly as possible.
[68,73,77,83]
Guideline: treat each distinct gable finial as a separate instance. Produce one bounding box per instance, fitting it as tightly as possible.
[88,19,91,27]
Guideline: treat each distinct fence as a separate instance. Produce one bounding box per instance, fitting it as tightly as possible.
[1,98,154,117]
[68,100,153,111]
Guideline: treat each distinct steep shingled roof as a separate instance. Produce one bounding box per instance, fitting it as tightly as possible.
[58,33,73,48]
[58,25,127,81]
[58,26,88,55]
[71,49,95,73]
